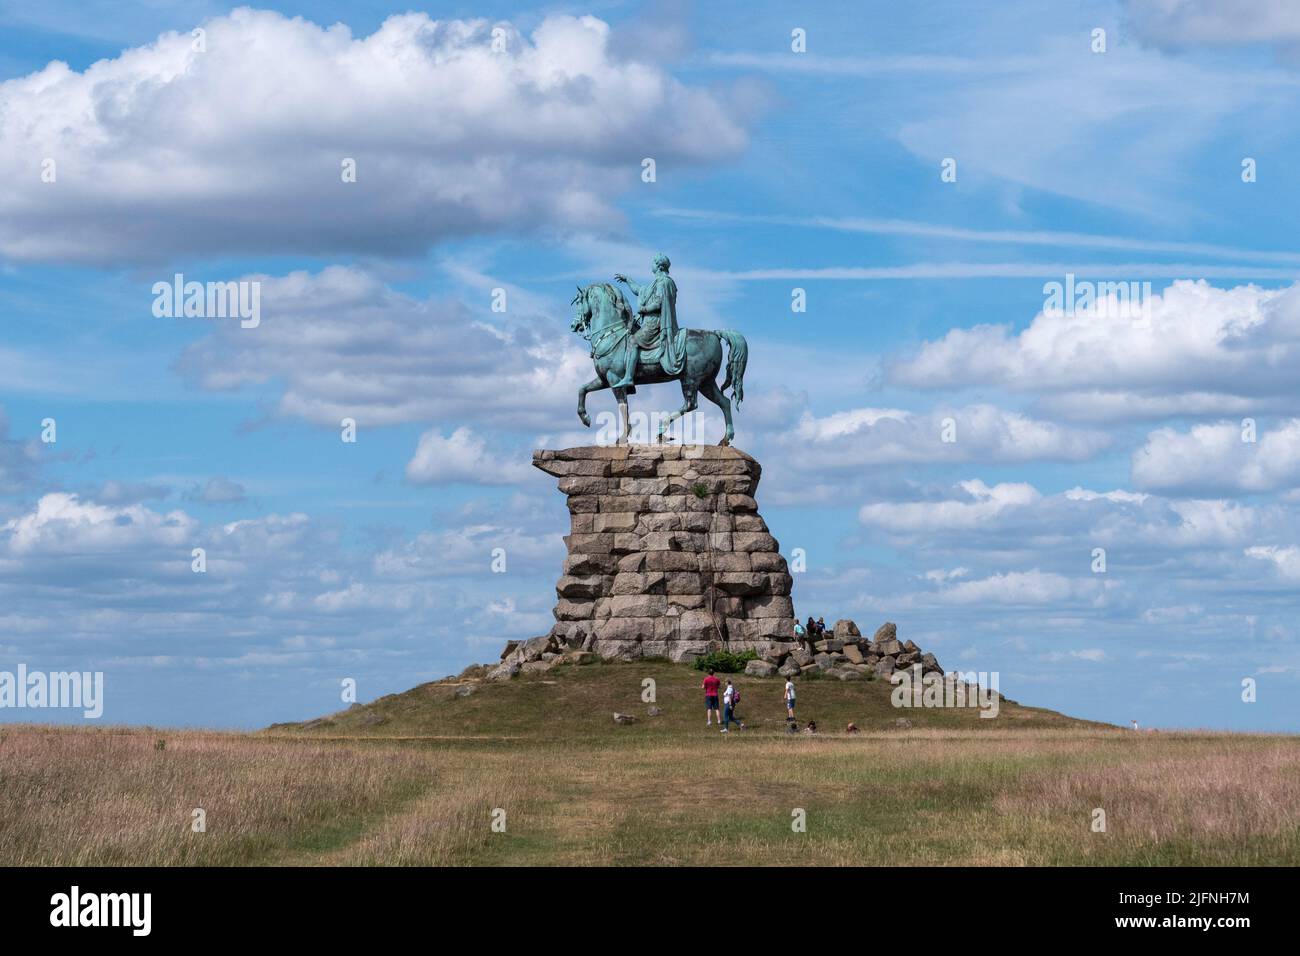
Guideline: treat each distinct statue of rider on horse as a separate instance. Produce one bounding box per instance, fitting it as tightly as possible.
[570,253,748,446]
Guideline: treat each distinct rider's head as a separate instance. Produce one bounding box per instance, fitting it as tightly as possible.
[652,253,670,274]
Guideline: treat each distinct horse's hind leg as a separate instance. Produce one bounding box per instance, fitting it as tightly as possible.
[657,380,699,444]
[577,376,606,428]
[699,377,733,446]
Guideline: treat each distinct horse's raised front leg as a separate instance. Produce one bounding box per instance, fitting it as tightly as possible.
[577,376,605,428]
[699,378,733,446]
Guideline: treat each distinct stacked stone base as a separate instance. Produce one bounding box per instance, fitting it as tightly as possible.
[531,444,796,662]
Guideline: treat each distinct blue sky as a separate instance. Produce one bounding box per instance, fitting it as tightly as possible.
[2,0,1299,730]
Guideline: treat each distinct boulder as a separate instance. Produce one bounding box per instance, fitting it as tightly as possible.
[836,669,863,681]
[813,652,834,669]
[903,639,920,654]
[842,644,865,664]
[873,657,896,679]
[832,619,861,641]
[453,685,476,698]
[873,638,903,657]
[567,651,598,666]
[872,622,897,643]
[778,660,801,678]
[521,660,552,674]
[613,713,637,725]
[744,659,778,677]
[791,648,815,667]
[486,661,520,682]
[646,706,664,717]
[500,640,521,660]
[921,653,943,675]
[893,717,913,730]
[519,635,554,662]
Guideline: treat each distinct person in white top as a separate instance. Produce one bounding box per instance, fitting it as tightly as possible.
[721,680,745,732]
[784,678,796,720]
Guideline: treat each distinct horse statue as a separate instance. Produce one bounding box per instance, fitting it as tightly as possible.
[569,256,748,446]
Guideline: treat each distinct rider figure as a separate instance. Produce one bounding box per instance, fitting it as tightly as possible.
[615,254,685,377]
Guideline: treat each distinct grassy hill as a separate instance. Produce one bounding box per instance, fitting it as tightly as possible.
[4,663,1298,866]
[267,659,1104,739]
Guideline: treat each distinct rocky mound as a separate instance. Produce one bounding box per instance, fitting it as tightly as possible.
[488,619,942,683]
[742,620,944,682]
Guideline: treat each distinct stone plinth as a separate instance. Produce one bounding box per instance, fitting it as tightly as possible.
[532,445,797,662]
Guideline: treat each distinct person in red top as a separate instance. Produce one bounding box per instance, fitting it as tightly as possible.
[702,669,722,727]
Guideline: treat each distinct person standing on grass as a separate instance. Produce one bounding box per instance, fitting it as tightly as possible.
[784,676,797,722]
[721,679,745,732]
[702,668,722,727]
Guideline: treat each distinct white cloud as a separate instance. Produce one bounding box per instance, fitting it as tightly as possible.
[1245,545,1300,580]
[859,479,1040,532]
[934,569,1100,606]
[0,9,750,264]
[1124,0,1300,53]
[406,427,533,485]
[895,280,1300,421]
[924,566,970,582]
[2,493,195,555]
[178,266,591,430]
[1132,419,1300,493]
[1064,487,1150,504]
[778,403,1109,468]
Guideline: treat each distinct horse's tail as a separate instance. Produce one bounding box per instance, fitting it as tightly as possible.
[717,330,748,408]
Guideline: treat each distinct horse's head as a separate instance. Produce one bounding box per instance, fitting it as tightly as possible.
[570,284,591,334]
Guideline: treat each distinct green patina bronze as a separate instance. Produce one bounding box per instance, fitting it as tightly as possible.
[570,253,748,446]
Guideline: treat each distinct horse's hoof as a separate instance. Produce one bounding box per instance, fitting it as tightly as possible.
[718,438,731,447]
[578,412,590,428]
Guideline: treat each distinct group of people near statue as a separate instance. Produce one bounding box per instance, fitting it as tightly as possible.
[792,616,827,641]
[701,668,817,735]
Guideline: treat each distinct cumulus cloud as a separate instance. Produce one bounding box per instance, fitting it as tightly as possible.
[1123,0,1300,55]
[894,280,1300,422]
[0,487,563,723]
[1132,419,1300,493]
[774,403,1109,468]
[188,477,247,503]
[859,479,1040,532]
[177,266,591,429]
[1,492,196,557]
[406,427,534,485]
[0,8,751,264]
[931,569,1105,607]
[1245,544,1300,580]
[859,478,1265,557]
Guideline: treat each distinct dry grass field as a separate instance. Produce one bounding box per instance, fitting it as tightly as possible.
[2,662,1297,866]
